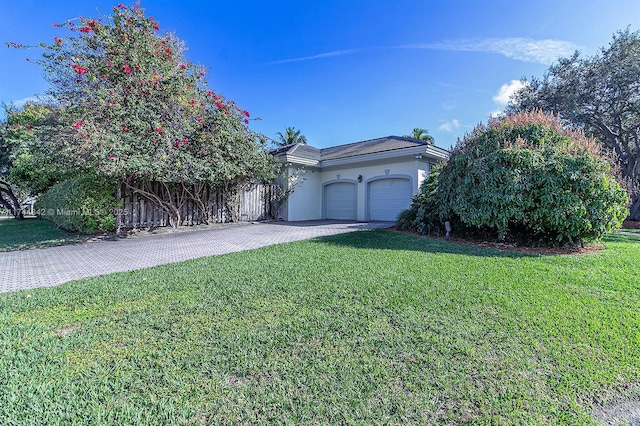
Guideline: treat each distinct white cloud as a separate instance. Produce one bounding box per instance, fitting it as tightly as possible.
[9,96,41,108]
[439,119,460,132]
[408,38,580,65]
[489,109,505,119]
[493,80,528,105]
[265,37,580,66]
[264,48,375,65]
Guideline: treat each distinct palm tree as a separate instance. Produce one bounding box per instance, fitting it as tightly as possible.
[405,128,434,144]
[275,127,307,147]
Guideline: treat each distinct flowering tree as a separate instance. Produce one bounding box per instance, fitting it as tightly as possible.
[9,3,273,226]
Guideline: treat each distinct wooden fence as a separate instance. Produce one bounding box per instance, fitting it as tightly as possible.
[118,183,283,228]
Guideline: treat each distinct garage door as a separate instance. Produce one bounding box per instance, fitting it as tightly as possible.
[368,178,412,221]
[325,182,357,220]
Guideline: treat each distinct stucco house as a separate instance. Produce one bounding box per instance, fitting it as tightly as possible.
[271,136,450,222]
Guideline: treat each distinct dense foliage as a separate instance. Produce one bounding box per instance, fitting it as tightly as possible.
[404,127,434,144]
[8,4,274,226]
[36,175,119,233]
[274,127,307,147]
[3,104,70,195]
[399,111,628,246]
[508,28,640,220]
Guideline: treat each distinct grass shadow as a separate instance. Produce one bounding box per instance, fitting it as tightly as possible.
[0,217,84,252]
[315,228,542,259]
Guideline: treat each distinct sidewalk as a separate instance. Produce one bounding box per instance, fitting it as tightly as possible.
[0,221,393,293]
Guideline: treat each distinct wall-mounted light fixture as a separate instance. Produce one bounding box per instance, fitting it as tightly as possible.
[415,154,423,160]
[357,175,363,183]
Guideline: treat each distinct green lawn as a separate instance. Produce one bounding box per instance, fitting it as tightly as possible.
[0,230,638,424]
[621,227,640,234]
[0,217,82,251]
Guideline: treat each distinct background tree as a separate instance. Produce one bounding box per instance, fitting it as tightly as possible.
[0,104,59,219]
[405,127,434,144]
[508,28,640,220]
[0,118,22,218]
[9,4,273,227]
[275,127,307,147]
[398,111,628,247]
[3,103,70,196]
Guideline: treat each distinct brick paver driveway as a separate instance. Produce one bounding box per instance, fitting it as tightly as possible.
[0,220,393,293]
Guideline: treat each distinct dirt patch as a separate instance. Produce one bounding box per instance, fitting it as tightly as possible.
[54,325,80,336]
[391,228,604,255]
[592,399,640,425]
[623,220,640,229]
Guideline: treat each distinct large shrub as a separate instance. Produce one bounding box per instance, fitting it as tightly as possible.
[9,4,274,227]
[37,175,120,233]
[400,111,628,246]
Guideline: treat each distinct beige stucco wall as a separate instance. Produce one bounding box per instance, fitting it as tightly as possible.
[283,157,435,222]
[283,166,322,221]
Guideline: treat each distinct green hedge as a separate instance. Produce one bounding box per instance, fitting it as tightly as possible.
[398,112,629,246]
[36,175,119,233]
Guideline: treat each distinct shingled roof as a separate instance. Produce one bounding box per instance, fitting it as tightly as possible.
[269,143,320,161]
[270,136,439,162]
[319,136,433,160]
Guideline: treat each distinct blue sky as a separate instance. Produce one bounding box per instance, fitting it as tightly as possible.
[1,1,638,149]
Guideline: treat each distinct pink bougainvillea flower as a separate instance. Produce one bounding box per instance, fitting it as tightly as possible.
[121,126,127,132]
[243,110,250,117]
[72,64,87,75]
[74,121,85,129]
[182,138,188,144]
[155,127,162,133]
[54,37,63,45]
[180,64,187,70]
[174,141,180,147]
[244,119,249,124]
[79,26,92,33]
[123,65,131,73]
[109,155,115,159]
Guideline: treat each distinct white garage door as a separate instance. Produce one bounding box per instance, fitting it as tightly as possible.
[325,182,357,220]
[368,178,412,221]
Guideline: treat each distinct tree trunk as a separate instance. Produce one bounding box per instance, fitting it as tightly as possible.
[628,194,640,221]
[0,180,24,220]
